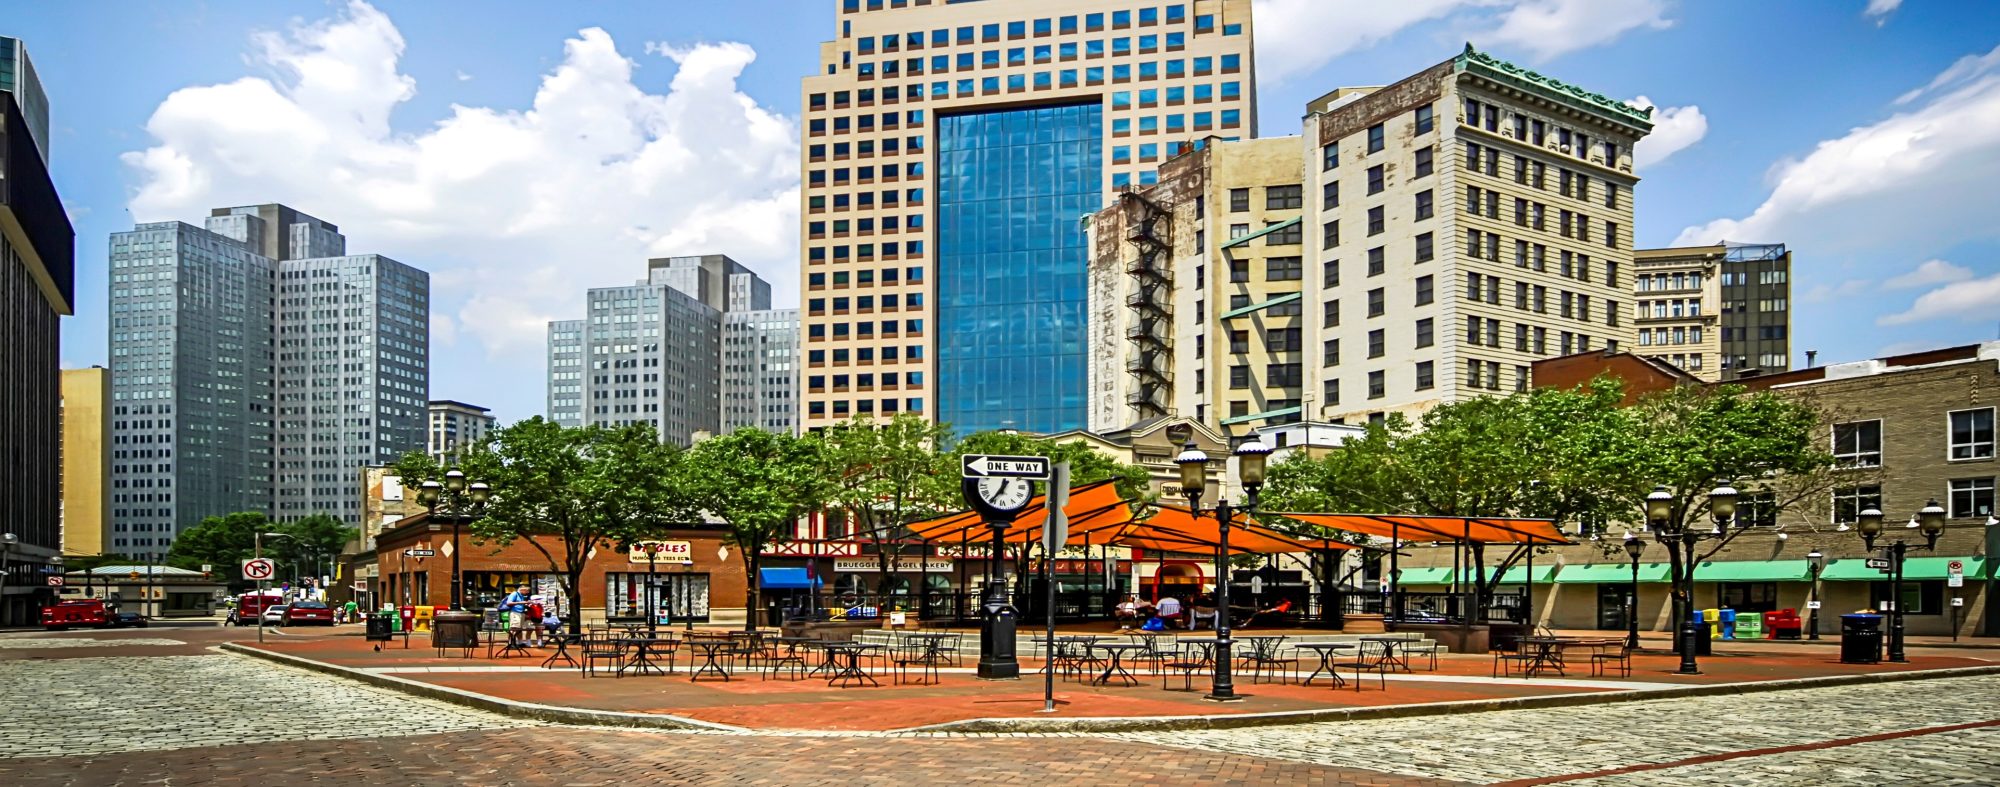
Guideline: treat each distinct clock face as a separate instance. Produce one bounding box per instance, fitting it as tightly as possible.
[976,477,1033,512]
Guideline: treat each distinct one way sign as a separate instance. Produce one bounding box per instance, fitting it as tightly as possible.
[962,454,1051,480]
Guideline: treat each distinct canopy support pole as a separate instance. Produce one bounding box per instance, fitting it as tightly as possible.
[1389,522,1401,623]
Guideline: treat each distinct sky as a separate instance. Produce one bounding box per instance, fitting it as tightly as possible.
[10,0,2000,424]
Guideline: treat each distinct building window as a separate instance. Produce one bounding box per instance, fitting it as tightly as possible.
[1323,338,1339,367]
[1368,206,1386,235]
[1321,181,1340,209]
[1229,365,1249,389]
[1229,259,1250,283]
[1414,190,1433,221]
[1415,275,1433,306]
[1414,104,1434,135]
[1950,408,1995,460]
[1322,142,1338,171]
[1367,288,1385,318]
[1415,317,1433,348]
[1832,485,1882,525]
[1267,222,1302,246]
[1367,165,1384,195]
[1367,329,1385,358]
[1229,188,1249,212]
[1266,256,1302,281]
[1229,330,1248,354]
[1833,420,1883,467]
[1266,184,1302,210]
[1415,232,1434,262]
[1368,370,1385,399]
[1367,123,1385,153]
[1266,363,1302,387]
[1266,327,1302,352]
[1415,361,1435,390]
[1368,247,1386,276]
[1950,478,1995,518]
[1719,583,1781,614]
[1872,580,1945,616]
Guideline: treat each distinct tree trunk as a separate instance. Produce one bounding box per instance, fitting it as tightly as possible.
[565,569,585,637]
[743,549,762,632]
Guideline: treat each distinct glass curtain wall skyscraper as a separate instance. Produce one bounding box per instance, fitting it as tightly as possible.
[798,0,1256,434]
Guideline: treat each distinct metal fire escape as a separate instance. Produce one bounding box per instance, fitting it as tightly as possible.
[1121,195,1172,420]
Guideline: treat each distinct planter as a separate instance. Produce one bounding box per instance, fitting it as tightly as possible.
[1343,613,1386,634]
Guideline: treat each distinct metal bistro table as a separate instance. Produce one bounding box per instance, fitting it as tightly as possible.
[1359,635,1414,672]
[768,636,821,680]
[1292,642,1355,688]
[1515,636,1574,677]
[686,638,734,682]
[1088,642,1147,686]
[619,636,675,677]
[540,633,581,669]
[822,642,882,688]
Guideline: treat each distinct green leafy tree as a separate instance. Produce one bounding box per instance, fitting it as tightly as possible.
[267,513,357,584]
[680,427,833,630]
[165,511,277,589]
[391,418,694,633]
[820,413,955,595]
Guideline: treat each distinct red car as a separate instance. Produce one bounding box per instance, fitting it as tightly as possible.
[282,600,336,626]
[41,599,111,630]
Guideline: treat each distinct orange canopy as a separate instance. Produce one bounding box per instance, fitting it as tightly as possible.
[1270,513,1571,546]
[1110,505,1356,556]
[902,480,1138,547]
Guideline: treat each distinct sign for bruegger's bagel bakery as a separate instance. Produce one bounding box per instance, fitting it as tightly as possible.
[833,557,952,573]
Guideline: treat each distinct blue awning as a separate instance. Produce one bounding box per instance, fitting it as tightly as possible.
[760,567,819,590]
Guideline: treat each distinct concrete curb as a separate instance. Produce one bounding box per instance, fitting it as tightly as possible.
[218,642,746,734]
[902,664,2000,733]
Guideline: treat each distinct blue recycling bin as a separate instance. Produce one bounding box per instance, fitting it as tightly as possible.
[1719,608,1738,640]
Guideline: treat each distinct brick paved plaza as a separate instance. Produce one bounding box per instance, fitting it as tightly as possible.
[1,626,1996,785]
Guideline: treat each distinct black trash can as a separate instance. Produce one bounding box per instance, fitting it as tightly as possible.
[365,613,394,642]
[1840,614,1884,664]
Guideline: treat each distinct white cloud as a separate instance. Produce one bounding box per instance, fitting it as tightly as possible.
[1801,279,1873,304]
[1674,47,2000,257]
[1251,0,1671,85]
[1480,0,1672,63]
[454,69,472,82]
[1626,96,1706,169]
[122,1,799,369]
[1879,273,2000,325]
[1864,0,1903,26]
[1884,259,1973,290]
[1896,44,2000,105]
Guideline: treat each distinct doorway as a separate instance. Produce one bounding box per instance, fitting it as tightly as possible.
[1596,583,1631,630]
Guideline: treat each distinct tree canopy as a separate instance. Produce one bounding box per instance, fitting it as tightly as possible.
[166,511,356,590]
[680,427,834,629]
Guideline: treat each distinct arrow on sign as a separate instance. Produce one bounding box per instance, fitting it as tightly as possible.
[1865,557,1891,570]
[242,558,276,580]
[46,575,63,587]
[962,454,1052,480]
[406,549,436,558]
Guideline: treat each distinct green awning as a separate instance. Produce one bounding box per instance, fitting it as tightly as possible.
[1220,405,1302,426]
[1219,216,1302,249]
[1822,555,1986,582]
[1397,567,1452,584]
[1395,565,1556,584]
[1220,291,1302,320]
[1554,562,1671,583]
[1688,560,1810,583]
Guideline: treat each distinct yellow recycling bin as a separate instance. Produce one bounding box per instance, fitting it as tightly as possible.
[1704,607,1720,639]
[414,605,436,633]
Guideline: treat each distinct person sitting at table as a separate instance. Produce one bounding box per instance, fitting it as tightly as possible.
[1114,595,1141,630]
[1155,595,1184,629]
[1191,603,1217,630]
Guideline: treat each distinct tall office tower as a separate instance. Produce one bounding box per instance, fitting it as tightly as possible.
[1303,46,1652,425]
[724,309,800,434]
[547,255,789,445]
[427,400,496,463]
[547,320,586,427]
[1629,242,1792,381]
[0,66,73,623]
[108,205,429,557]
[799,0,1257,434]
[1087,137,1307,431]
[61,368,112,558]
[0,36,50,161]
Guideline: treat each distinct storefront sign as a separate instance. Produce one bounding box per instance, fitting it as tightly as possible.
[629,541,693,564]
[833,557,953,573]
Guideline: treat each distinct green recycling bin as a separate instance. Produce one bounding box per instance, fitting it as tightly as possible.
[1737,612,1763,639]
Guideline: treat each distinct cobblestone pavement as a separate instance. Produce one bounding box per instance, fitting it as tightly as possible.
[1107,675,2000,785]
[0,654,535,759]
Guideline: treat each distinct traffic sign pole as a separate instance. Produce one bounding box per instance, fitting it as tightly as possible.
[1042,462,1070,714]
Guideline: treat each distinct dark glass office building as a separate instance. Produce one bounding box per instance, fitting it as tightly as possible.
[936,104,1102,434]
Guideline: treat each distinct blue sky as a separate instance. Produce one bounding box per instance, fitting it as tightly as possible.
[10,0,2000,423]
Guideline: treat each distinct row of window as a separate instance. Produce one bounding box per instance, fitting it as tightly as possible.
[1638,326,1705,347]
[805,344,925,365]
[1464,98,1622,166]
[807,266,925,289]
[1833,410,1996,466]
[1638,272,1704,292]
[1315,359,1536,408]
[1834,480,1995,522]
[805,241,928,263]
[807,293,927,313]
[806,371,926,389]
[805,397,927,418]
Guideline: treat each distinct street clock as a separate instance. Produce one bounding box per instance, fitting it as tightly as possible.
[965,477,1033,521]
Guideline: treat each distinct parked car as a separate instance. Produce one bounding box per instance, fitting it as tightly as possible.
[261,605,291,626]
[106,611,150,628]
[230,591,286,626]
[283,600,335,626]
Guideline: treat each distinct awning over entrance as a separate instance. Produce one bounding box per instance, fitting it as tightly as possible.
[1821,555,1987,581]
[1553,562,1672,583]
[1396,565,1557,585]
[1688,560,1810,583]
[1272,513,1572,545]
[759,568,819,590]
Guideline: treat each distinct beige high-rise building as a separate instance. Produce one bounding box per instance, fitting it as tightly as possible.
[1087,136,1305,430]
[1304,46,1654,425]
[1631,245,1723,379]
[799,0,1257,434]
[59,368,110,557]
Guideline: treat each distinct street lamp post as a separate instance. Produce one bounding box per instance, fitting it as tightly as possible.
[1622,534,1645,650]
[1805,549,1826,641]
[1855,500,1945,663]
[415,470,490,611]
[1646,482,1742,675]
[1175,435,1272,703]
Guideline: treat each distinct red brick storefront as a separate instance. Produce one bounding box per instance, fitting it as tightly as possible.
[369,513,752,626]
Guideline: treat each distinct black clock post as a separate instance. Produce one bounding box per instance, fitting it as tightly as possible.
[967,476,1023,680]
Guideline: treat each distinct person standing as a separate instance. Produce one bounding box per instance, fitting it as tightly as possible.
[501,585,532,645]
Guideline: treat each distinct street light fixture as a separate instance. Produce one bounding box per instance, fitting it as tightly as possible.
[1854,499,1945,662]
[1645,482,1744,675]
[1174,435,1271,702]
[1621,533,1646,650]
[416,473,491,610]
[1805,549,1826,640]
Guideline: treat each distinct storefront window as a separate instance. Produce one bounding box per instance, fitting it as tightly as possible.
[462,571,567,615]
[607,572,709,623]
[1718,582,1778,613]
[1871,580,1943,616]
